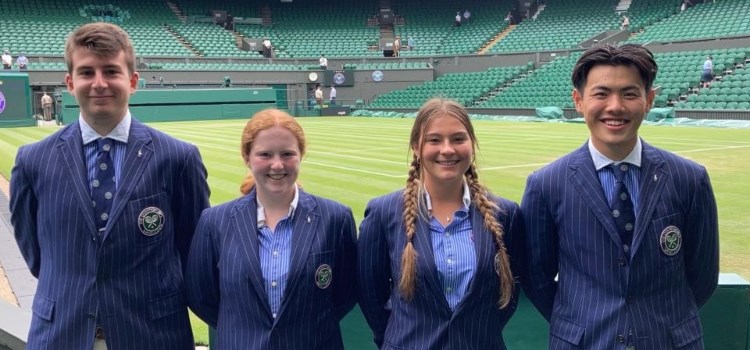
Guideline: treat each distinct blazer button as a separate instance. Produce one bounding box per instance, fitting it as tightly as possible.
[617,334,625,343]
[618,257,626,266]
[88,313,96,319]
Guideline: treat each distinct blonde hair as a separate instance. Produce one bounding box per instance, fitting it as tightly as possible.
[239,109,306,194]
[65,22,136,75]
[400,98,514,308]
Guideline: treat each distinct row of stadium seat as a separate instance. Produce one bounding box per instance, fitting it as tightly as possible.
[2,0,749,59]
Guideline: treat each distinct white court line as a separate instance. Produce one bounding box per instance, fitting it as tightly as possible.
[163,130,750,177]
[334,146,404,154]
[481,162,551,171]
[315,150,405,165]
[304,161,405,178]
[674,145,750,154]
[165,137,407,178]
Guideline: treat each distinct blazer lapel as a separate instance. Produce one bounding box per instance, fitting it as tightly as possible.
[276,191,319,320]
[102,120,153,240]
[57,123,98,237]
[413,216,451,311]
[232,192,273,317]
[631,142,667,255]
[568,145,623,246]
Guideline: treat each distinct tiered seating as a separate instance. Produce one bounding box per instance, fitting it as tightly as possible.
[176,0,260,18]
[624,0,681,33]
[343,62,430,70]
[489,0,620,53]
[0,20,78,56]
[112,1,194,57]
[400,0,512,56]
[172,23,260,58]
[269,2,380,58]
[234,24,282,56]
[666,48,750,110]
[392,0,512,56]
[0,0,86,56]
[369,64,530,108]
[122,23,194,57]
[479,53,582,108]
[26,62,68,71]
[151,61,298,71]
[654,49,750,108]
[0,0,193,58]
[652,50,709,107]
[627,0,750,43]
[439,16,509,56]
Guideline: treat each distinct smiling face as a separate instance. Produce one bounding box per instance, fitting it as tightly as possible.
[415,113,474,193]
[247,126,301,204]
[574,64,654,160]
[65,49,138,130]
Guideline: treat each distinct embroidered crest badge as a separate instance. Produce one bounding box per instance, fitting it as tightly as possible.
[659,225,682,256]
[138,206,164,236]
[315,264,333,289]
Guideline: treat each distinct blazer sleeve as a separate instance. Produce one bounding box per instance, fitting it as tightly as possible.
[683,168,719,308]
[520,172,558,321]
[9,146,41,278]
[186,210,221,328]
[503,200,526,309]
[357,199,392,348]
[332,207,358,321]
[173,145,210,270]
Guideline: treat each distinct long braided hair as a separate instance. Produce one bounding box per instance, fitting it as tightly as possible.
[399,98,514,308]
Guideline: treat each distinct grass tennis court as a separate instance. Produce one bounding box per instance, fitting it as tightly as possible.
[1,117,749,345]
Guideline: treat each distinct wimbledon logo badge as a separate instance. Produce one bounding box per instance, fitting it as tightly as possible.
[0,91,6,114]
[333,72,346,85]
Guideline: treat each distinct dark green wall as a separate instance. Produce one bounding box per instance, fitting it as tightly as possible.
[0,73,34,127]
[209,277,750,349]
[60,88,277,124]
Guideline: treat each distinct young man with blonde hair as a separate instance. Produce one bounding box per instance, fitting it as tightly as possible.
[11,22,210,349]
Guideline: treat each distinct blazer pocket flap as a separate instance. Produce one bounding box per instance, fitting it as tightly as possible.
[550,316,585,345]
[670,315,703,348]
[148,291,185,320]
[32,294,55,321]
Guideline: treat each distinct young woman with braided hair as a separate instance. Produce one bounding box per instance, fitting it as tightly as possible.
[358,98,525,349]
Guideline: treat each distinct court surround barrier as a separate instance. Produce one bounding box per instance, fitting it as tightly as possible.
[60,88,277,124]
[206,273,750,349]
[0,73,34,128]
[351,109,750,128]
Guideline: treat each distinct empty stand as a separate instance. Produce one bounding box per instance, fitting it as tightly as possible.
[369,64,531,108]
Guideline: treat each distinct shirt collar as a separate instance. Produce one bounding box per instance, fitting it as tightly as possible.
[79,111,132,145]
[424,180,472,213]
[257,184,300,228]
[588,137,642,171]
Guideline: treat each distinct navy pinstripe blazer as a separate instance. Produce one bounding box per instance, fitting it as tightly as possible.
[186,188,358,350]
[521,141,719,350]
[357,190,524,350]
[10,119,210,350]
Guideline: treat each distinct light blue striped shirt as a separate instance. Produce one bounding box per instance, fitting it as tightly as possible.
[257,185,300,319]
[588,138,642,215]
[425,182,475,311]
[79,113,131,192]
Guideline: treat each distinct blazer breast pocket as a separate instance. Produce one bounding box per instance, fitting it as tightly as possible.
[308,250,334,300]
[126,192,171,246]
